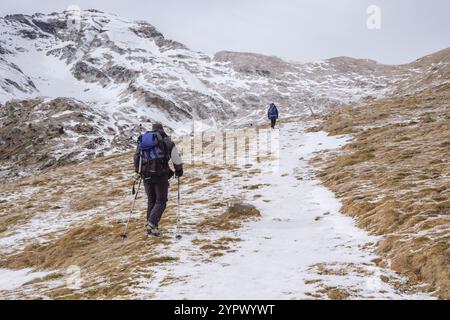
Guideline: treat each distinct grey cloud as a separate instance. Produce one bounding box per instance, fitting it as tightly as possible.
[1,0,449,64]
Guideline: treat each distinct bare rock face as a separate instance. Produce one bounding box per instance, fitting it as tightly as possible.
[72,61,110,86]
[0,44,11,54]
[106,65,139,83]
[31,17,67,35]
[0,97,135,180]
[130,22,187,51]
[0,58,38,100]
[214,51,295,76]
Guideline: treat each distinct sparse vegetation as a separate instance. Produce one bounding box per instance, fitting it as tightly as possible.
[0,139,263,299]
[197,201,261,231]
[312,84,450,299]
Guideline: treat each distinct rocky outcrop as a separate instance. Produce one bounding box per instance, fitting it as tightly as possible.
[214,51,296,77]
[130,22,187,51]
[0,98,119,180]
[0,58,37,100]
[72,61,110,86]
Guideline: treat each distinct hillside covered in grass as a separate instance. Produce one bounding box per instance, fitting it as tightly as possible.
[311,84,449,299]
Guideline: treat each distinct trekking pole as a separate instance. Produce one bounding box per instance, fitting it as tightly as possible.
[175,177,182,240]
[120,176,142,239]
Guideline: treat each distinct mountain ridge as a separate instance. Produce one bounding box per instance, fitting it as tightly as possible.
[0,9,449,179]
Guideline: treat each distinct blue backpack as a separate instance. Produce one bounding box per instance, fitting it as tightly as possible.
[138,131,168,176]
[268,104,278,119]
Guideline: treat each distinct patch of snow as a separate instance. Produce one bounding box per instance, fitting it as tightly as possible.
[0,268,49,291]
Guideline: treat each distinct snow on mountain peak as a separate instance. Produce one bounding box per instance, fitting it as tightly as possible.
[0,10,449,179]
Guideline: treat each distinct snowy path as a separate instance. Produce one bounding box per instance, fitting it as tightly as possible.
[136,122,431,299]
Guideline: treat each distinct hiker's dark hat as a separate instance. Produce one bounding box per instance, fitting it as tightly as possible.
[152,122,164,131]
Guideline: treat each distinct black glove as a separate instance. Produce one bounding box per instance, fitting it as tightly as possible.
[174,164,183,178]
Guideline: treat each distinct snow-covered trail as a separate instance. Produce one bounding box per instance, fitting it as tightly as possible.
[134,121,431,299]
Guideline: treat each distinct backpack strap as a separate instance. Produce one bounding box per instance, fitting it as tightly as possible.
[161,136,174,161]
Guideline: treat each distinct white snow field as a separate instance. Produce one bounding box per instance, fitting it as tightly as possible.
[130,122,433,299]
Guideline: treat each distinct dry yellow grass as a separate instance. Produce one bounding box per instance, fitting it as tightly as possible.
[324,287,351,300]
[0,200,186,299]
[197,201,261,231]
[311,83,450,299]
[0,138,264,299]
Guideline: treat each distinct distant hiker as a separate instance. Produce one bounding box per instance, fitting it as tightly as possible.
[134,123,183,237]
[267,103,279,129]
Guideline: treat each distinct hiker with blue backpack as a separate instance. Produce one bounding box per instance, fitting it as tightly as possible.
[268,103,279,129]
[133,123,183,237]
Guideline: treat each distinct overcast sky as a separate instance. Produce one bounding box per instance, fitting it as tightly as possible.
[1,0,449,64]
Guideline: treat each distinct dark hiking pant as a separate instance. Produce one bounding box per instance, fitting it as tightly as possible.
[144,178,169,227]
[270,118,277,129]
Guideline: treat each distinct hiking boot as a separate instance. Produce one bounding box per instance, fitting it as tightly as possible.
[148,228,161,237]
[146,222,161,237]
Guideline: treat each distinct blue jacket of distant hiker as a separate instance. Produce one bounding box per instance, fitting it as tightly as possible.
[268,103,279,120]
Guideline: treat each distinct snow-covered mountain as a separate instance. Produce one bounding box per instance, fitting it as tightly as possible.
[0,9,449,179]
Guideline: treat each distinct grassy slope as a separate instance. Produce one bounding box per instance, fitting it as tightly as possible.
[0,147,261,299]
[310,83,450,299]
